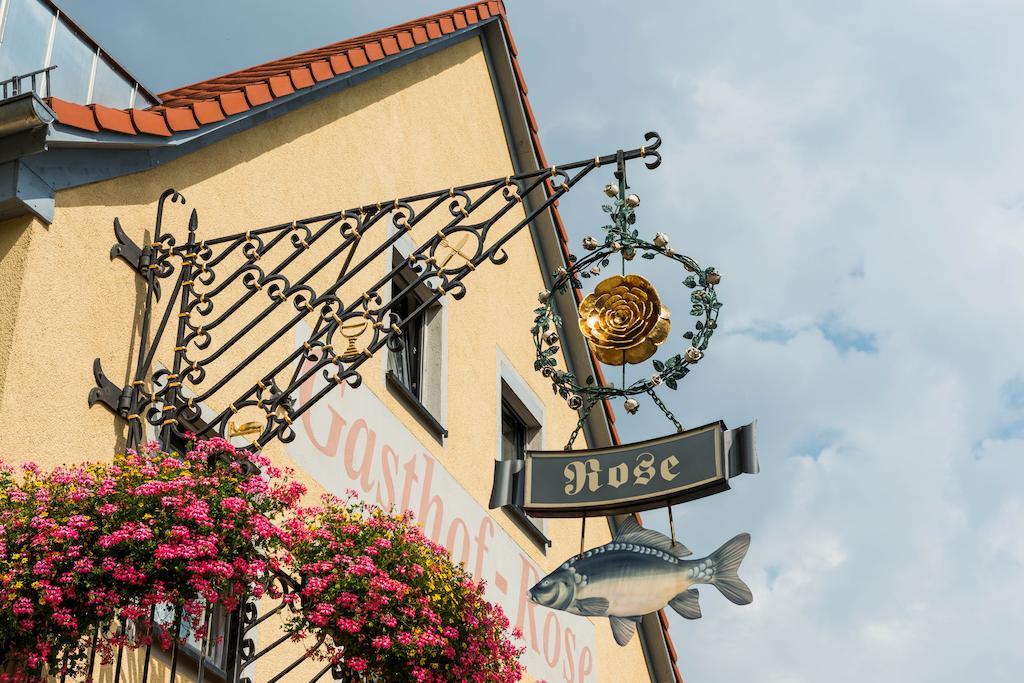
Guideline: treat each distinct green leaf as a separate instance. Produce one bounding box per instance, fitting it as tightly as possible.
[696,321,703,330]
[653,359,665,371]
[665,378,678,390]
[684,276,696,288]
[641,252,656,260]
[666,356,679,368]
[690,305,705,316]
[602,205,613,213]
[586,375,595,385]
[683,331,694,339]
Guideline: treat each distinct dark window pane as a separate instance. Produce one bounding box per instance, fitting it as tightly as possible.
[388,283,425,399]
[501,403,528,502]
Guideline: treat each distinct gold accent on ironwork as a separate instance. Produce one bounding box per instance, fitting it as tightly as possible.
[228,420,264,438]
[436,231,475,272]
[338,315,372,360]
[578,274,671,365]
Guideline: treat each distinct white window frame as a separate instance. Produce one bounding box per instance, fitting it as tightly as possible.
[495,347,549,549]
[382,229,449,440]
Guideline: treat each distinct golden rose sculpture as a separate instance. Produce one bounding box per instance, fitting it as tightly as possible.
[578,274,671,365]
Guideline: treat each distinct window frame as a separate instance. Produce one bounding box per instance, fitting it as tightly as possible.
[383,242,449,442]
[496,351,551,550]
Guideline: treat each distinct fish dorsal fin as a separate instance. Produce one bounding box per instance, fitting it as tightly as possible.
[608,615,641,646]
[614,517,692,558]
[574,597,609,617]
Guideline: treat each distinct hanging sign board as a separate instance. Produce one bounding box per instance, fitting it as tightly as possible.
[490,421,758,518]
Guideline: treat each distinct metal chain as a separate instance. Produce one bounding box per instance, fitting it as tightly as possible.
[646,388,683,433]
[563,400,596,450]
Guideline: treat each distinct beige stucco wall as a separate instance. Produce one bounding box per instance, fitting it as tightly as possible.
[0,37,651,682]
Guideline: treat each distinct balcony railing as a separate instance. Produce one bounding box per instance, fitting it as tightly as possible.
[0,65,55,101]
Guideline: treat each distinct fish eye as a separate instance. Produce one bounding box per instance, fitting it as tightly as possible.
[542,579,551,587]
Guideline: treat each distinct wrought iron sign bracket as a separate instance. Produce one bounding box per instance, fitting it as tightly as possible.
[87,358,132,417]
[110,216,162,299]
[89,134,663,452]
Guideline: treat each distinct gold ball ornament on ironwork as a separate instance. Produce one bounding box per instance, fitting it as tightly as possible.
[625,194,641,207]
[624,398,640,414]
[652,232,669,248]
[578,274,671,366]
[582,236,599,250]
[604,183,619,197]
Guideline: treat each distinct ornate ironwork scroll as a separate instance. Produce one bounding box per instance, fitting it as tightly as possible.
[90,133,663,455]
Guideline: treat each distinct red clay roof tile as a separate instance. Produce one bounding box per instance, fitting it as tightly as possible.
[380,36,400,55]
[465,7,479,23]
[411,25,429,43]
[453,12,467,29]
[310,60,333,82]
[347,47,369,68]
[191,100,225,124]
[329,53,352,75]
[130,109,171,136]
[439,16,456,33]
[396,31,415,50]
[364,41,385,62]
[218,91,250,115]
[244,82,273,106]
[477,3,492,19]
[163,106,199,132]
[426,21,442,39]
[48,97,99,132]
[289,67,315,89]
[92,104,135,134]
[268,75,295,98]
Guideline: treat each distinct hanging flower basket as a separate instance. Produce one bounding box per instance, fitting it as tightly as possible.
[0,438,304,681]
[285,493,525,683]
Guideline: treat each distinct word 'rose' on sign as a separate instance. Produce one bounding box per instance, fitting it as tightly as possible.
[564,452,680,496]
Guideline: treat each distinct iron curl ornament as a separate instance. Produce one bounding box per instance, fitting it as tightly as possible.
[532,151,723,447]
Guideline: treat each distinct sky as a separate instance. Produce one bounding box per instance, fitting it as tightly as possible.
[53,1,1024,680]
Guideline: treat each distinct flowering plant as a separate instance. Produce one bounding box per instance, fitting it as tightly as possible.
[0,438,304,680]
[286,493,525,682]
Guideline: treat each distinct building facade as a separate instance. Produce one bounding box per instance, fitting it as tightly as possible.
[0,2,683,681]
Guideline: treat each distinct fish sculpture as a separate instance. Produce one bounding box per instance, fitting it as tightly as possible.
[528,517,752,646]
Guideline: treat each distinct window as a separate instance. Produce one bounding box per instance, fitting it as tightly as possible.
[388,276,426,400]
[497,375,550,549]
[501,401,529,506]
[385,253,448,441]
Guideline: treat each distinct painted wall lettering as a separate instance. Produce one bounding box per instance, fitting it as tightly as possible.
[291,347,598,683]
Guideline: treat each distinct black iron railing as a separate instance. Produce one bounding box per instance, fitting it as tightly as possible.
[0,65,56,101]
[55,569,346,682]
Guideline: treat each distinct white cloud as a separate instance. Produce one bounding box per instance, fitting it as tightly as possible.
[515,1,1024,680]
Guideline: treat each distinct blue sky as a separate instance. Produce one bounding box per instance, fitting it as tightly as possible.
[56,1,1024,680]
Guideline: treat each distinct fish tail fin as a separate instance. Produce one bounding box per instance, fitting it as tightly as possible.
[709,533,753,605]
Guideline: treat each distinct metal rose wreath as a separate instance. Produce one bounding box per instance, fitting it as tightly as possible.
[532,166,723,447]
